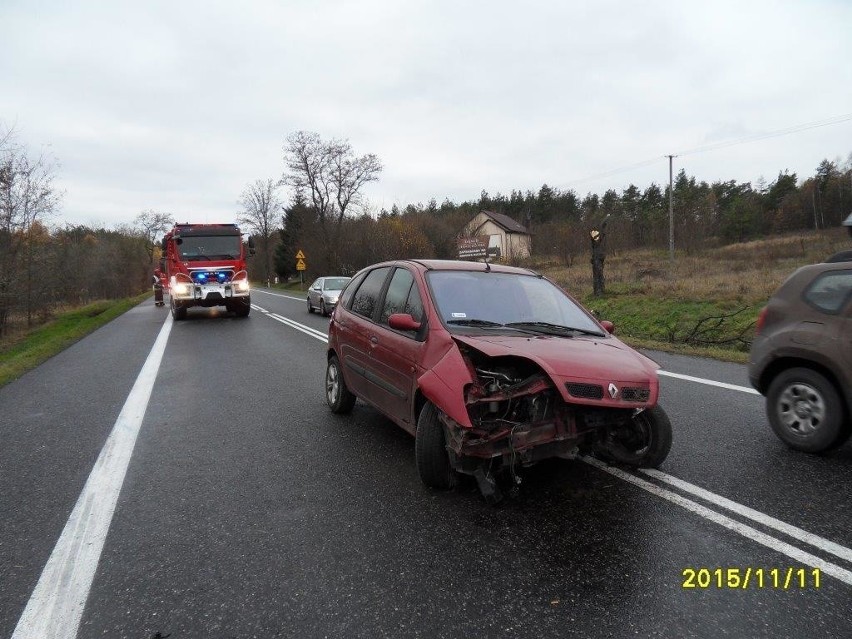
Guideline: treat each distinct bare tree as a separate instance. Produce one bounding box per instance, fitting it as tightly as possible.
[282,131,381,270]
[132,209,174,265]
[0,134,62,331]
[238,178,283,286]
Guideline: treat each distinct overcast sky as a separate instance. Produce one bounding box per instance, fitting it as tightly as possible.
[2,0,851,228]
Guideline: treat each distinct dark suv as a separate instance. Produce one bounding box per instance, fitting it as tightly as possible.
[749,261,852,452]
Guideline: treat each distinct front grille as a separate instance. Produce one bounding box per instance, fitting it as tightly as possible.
[566,382,604,399]
[622,387,650,402]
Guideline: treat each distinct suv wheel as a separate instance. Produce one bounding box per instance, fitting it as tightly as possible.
[767,367,850,453]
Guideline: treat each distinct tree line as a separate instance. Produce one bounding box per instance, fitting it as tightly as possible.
[259,133,852,280]
[3,121,850,337]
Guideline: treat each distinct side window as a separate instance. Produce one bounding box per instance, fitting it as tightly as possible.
[309,279,320,290]
[351,267,391,319]
[404,283,424,324]
[804,270,852,313]
[380,268,415,325]
[338,272,366,309]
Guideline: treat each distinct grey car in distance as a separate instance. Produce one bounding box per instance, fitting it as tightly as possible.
[748,260,852,452]
[307,276,351,316]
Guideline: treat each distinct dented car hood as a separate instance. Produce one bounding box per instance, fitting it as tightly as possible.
[452,333,660,383]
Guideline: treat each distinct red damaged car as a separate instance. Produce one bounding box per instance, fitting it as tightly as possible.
[325,260,671,501]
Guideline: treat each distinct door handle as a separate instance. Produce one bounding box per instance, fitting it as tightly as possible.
[370,336,379,345]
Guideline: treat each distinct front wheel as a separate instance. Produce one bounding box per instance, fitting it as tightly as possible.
[170,297,187,321]
[307,298,314,314]
[320,300,328,316]
[596,405,672,468]
[766,367,849,453]
[326,355,356,414]
[415,402,457,489]
[232,296,251,317]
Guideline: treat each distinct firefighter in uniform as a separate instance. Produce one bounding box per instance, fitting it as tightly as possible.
[152,268,165,307]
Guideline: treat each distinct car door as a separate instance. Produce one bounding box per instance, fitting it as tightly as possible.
[337,267,392,401]
[365,267,427,431]
[308,278,321,309]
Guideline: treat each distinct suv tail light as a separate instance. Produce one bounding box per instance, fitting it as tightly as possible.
[755,306,769,336]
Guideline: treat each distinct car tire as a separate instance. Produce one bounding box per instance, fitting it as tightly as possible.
[597,404,672,468]
[307,298,314,314]
[766,367,849,453]
[326,355,356,414]
[415,402,457,489]
[170,297,187,321]
[320,300,327,316]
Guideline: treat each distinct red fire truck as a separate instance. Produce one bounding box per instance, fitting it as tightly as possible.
[160,223,255,320]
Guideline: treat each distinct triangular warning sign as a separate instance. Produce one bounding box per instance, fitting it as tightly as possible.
[295,250,305,259]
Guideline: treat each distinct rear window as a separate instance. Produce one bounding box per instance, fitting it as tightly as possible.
[804,270,852,313]
[351,267,391,319]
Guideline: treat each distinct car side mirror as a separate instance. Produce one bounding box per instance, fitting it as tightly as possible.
[388,313,421,332]
[600,320,615,334]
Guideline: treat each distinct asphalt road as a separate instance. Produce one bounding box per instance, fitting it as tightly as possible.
[2,288,851,639]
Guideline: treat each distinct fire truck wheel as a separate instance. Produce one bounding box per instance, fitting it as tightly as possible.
[170,298,187,321]
[231,296,251,317]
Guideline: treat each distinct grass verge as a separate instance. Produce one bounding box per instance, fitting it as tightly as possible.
[0,293,150,388]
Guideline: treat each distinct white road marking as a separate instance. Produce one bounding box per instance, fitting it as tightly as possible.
[267,312,329,343]
[582,457,852,586]
[641,468,852,564]
[254,297,852,581]
[13,315,174,639]
[253,289,306,302]
[658,369,760,395]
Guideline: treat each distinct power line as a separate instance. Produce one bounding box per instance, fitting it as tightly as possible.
[675,112,852,157]
[558,111,852,191]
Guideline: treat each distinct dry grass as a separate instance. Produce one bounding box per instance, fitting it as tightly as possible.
[521,228,850,358]
[534,227,849,305]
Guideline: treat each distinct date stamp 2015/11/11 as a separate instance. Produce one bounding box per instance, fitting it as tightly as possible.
[682,567,821,589]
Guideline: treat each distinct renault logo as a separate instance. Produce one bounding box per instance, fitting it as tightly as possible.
[608,383,619,399]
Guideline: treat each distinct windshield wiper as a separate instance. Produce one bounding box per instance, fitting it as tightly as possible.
[505,321,605,337]
[447,318,502,326]
[446,318,540,335]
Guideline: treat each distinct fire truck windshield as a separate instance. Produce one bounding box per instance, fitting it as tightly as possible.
[177,235,241,261]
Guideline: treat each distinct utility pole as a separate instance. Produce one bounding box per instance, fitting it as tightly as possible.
[667,154,676,261]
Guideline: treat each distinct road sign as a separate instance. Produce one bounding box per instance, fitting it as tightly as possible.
[296,258,306,271]
[295,249,305,259]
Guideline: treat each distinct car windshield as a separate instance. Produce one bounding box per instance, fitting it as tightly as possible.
[426,270,603,336]
[177,235,241,261]
[323,277,350,291]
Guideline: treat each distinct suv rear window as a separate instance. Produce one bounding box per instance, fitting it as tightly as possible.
[804,270,852,313]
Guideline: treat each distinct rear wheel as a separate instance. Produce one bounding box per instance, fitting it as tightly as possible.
[326,355,356,414]
[766,367,849,453]
[596,404,672,468]
[307,297,314,313]
[415,402,457,489]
